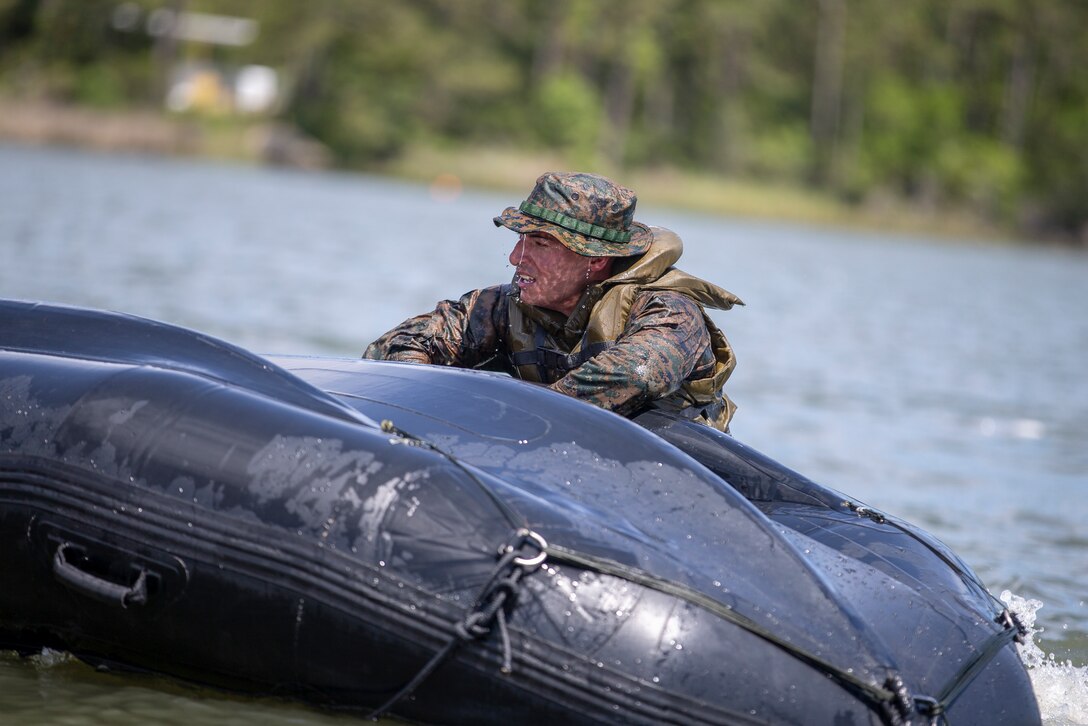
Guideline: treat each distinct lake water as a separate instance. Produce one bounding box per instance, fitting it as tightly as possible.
[2,143,1086,724]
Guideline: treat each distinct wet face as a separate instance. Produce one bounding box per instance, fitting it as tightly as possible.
[509,232,608,316]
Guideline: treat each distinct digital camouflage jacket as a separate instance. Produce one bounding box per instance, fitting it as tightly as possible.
[363,227,743,430]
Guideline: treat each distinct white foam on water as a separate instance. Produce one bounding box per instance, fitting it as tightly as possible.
[976,416,1047,440]
[28,647,74,668]
[1001,590,1088,726]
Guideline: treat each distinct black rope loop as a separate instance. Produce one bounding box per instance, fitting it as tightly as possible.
[380,418,432,448]
[491,573,523,602]
[878,674,915,726]
[367,528,548,722]
[997,608,1028,644]
[843,500,888,524]
[455,610,493,640]
[454,530,547,644]
[913,695,949,726]
[495,609,514,674]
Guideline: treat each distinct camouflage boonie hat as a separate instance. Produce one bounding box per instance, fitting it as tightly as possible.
[494,171,653,257]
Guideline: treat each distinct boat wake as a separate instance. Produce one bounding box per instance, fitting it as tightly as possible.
[1002,591,1088,726]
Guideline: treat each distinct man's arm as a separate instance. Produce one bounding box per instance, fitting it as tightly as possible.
[549,291,713,416]
[363,286,509,367]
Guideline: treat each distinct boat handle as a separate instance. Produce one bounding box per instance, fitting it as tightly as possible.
[52,542,148,608]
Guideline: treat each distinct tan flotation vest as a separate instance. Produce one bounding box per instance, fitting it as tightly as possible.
[507,227,743,431]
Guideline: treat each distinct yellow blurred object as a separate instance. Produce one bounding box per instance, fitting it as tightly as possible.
[188,70,230,113]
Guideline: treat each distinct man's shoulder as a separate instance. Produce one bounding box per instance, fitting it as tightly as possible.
[646,268,744,310]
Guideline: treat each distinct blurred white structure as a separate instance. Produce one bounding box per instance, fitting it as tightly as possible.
[146,7,258,46]
[111,3,275,114]
[164,63,278,114]
[235,65,278,114]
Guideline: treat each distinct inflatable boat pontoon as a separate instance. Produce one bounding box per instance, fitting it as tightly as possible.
[0,300,1039,724]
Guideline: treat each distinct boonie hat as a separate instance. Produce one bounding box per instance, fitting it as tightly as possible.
[494,172,653,257]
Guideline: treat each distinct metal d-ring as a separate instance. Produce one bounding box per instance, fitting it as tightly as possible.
[512,529,548,568]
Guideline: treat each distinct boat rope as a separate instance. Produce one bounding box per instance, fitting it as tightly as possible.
[880,674,915,726]
[375,420,1025,724]
[547,542,1026,726]
[379,418,525,528]
[842,499,1033,635]
[367,528,547,722]
[842,499,1021,619]
[908,609,1027,725]
[844,501,888,524]
[544,543,912,720]
[841,499,1031,724]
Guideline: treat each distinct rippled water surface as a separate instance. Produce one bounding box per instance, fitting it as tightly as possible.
[2,144,1086,724]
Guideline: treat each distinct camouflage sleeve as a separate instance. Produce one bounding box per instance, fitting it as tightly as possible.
[363,286,509,367]
[549,290,710,416]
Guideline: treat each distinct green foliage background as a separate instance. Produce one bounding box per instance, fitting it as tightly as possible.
[2,0,1085,242]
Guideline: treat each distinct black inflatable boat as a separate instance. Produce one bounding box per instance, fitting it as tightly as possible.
[0,300,1039,724]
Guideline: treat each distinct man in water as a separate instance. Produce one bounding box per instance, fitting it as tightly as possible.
[364,171,743,431]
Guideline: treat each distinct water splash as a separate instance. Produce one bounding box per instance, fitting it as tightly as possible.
[1001,590,1088,726]
[28,648,74,668]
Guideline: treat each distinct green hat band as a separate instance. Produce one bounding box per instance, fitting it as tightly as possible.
[519,201,633,244]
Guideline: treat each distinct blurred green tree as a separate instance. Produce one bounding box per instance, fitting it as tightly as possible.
[1,0,1084,240]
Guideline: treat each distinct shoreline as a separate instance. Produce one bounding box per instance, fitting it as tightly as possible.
[1,98,1045,247]
[382,145,1026,246]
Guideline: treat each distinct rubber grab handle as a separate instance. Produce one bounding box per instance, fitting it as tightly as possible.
[52,542,148,608]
